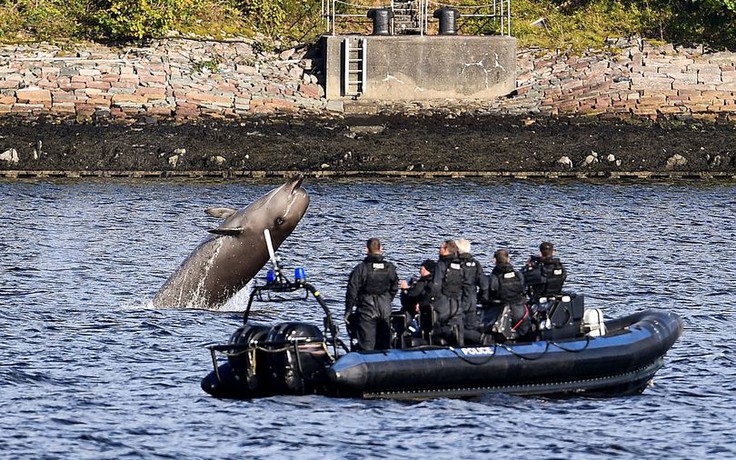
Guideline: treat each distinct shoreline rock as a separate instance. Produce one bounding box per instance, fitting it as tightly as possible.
[2,38,736,177]
[1,113,735,178]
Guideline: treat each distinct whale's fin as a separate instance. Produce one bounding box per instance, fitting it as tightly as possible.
[205,207,237,219]
[208,227,243,236]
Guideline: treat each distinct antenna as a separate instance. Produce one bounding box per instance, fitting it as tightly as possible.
[263,228,282,281]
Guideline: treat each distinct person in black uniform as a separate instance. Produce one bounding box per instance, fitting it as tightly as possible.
[456,238,490,345]
[345,238,399,351]
[487,248,530,341]
[424,239,464,346]
[398,259,435,337]
[523,241,567,304]
[399,259,435,319]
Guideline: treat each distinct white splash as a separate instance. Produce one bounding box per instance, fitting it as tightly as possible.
[219,279,255,312]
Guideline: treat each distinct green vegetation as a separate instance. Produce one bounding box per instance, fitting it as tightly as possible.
[510,0,736,51]
[1,0,735,50]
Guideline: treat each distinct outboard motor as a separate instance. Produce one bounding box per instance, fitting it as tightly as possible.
[266,322,332,394]
[227,324,272,394]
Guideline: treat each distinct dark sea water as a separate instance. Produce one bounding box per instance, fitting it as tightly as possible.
[1,178,734,459]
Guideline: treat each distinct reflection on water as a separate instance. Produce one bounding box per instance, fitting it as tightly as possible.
[0,178,734,459]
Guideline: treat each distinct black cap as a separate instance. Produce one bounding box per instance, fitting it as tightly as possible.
[540,242,554,252]
[421,259,436,272]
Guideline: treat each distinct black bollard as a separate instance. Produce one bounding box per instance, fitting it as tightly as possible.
[367,8,394,36]
[433,8,460,35]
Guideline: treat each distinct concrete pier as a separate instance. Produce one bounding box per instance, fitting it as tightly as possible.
[322,35,517,100]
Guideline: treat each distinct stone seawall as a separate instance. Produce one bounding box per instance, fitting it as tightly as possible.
[2,37,736,122]
[0,39,326,122]
[513,39,736,120]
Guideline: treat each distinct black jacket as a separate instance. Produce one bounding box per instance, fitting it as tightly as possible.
[400,274,432,314]
[345,254,399,317]
[459,253,488,312]
[489,263,525,305]
[427,254,464,301]
[523,255,567,301]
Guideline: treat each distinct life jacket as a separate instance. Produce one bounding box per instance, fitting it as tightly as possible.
[493,263,524,304]
[459,254,481,286]
[540,257,565,296]
[363,256,393,295]
[441,257,463,299]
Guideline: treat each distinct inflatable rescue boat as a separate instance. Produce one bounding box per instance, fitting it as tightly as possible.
[201,262,683,401]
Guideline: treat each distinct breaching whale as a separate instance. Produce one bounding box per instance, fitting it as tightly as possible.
[152,176,309,309]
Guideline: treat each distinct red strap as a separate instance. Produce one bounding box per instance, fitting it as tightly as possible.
[511,304,530,331]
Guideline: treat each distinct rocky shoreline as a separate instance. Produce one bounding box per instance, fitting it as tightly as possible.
[1,38,736,178]
[2,113,735,179]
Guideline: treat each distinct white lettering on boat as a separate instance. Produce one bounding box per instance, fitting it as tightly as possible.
[460,347,495,356]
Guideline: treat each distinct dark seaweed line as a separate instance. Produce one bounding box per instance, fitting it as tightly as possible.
[2,169,736,180]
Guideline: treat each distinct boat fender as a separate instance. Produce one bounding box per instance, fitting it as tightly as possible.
[583,308,606,337]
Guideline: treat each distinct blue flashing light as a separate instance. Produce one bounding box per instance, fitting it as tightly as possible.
[266,269,276,283]
[295,267,306,282]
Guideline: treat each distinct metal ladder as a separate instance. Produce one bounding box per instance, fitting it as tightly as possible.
[342,37,367,97]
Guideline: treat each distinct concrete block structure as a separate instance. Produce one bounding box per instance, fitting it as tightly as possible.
[322,35,517,100]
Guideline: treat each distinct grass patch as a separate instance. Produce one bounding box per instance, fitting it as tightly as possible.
[1,0,735,50]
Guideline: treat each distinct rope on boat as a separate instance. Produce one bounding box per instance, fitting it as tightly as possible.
[451,335,590,363]
[450,344,499,365]
[219,338,330,357]
[494,335,590,360]
[549,336,591,353]
[497,340,552,361]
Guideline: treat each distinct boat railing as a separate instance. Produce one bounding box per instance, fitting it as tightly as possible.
[244,266,343,349]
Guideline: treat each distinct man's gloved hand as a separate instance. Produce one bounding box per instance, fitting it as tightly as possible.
[344,311,352,324]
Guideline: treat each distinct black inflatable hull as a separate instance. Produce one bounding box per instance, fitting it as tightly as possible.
[326,309,683,399]
[201,309,682,400]
[202,362,260,399]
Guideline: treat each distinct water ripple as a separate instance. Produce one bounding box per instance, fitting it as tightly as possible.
[0,179,733,459]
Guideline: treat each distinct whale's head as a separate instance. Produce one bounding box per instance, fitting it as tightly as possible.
[257,175,310,243]
[216,175,309,249]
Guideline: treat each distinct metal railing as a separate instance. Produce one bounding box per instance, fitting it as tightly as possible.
[322,0,512,37]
